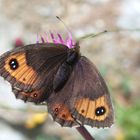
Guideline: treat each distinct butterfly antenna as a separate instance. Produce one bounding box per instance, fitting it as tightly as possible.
[56,16,74,37]
[77,30,108,42]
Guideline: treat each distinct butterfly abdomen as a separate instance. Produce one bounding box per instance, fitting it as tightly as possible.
[53,49,80,92]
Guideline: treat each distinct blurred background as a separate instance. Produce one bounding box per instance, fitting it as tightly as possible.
[0,0,140,140]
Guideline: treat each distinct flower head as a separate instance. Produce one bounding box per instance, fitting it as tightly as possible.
[37,31,76,49]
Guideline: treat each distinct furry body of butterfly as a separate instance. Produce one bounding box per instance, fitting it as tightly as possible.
[53,50,79,92]
[0,42,114,128]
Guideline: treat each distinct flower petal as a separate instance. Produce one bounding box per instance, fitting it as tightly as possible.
[57,33,64,44]
[50,31,58,43]
[40,35,45,43]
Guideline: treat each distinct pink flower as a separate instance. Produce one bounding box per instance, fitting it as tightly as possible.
[37,32,76,49]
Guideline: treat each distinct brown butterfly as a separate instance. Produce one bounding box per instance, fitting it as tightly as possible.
[0,32,114,128]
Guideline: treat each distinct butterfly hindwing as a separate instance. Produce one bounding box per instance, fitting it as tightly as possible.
[0,43,68,103]
[12,86,47,103]
[71,56,114,127]
[47,56,114,127]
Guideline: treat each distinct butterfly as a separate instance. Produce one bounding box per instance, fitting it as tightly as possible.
[0,32,114,128]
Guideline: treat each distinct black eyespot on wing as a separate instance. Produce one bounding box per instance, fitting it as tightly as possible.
[95,106,106,116]
[9,58,19,70]
[54,108,59,114]
[33,93,38,97]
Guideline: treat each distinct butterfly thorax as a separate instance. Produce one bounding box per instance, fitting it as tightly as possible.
[66,48,80,64]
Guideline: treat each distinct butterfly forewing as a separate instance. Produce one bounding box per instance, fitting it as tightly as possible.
[0,43,68,103]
